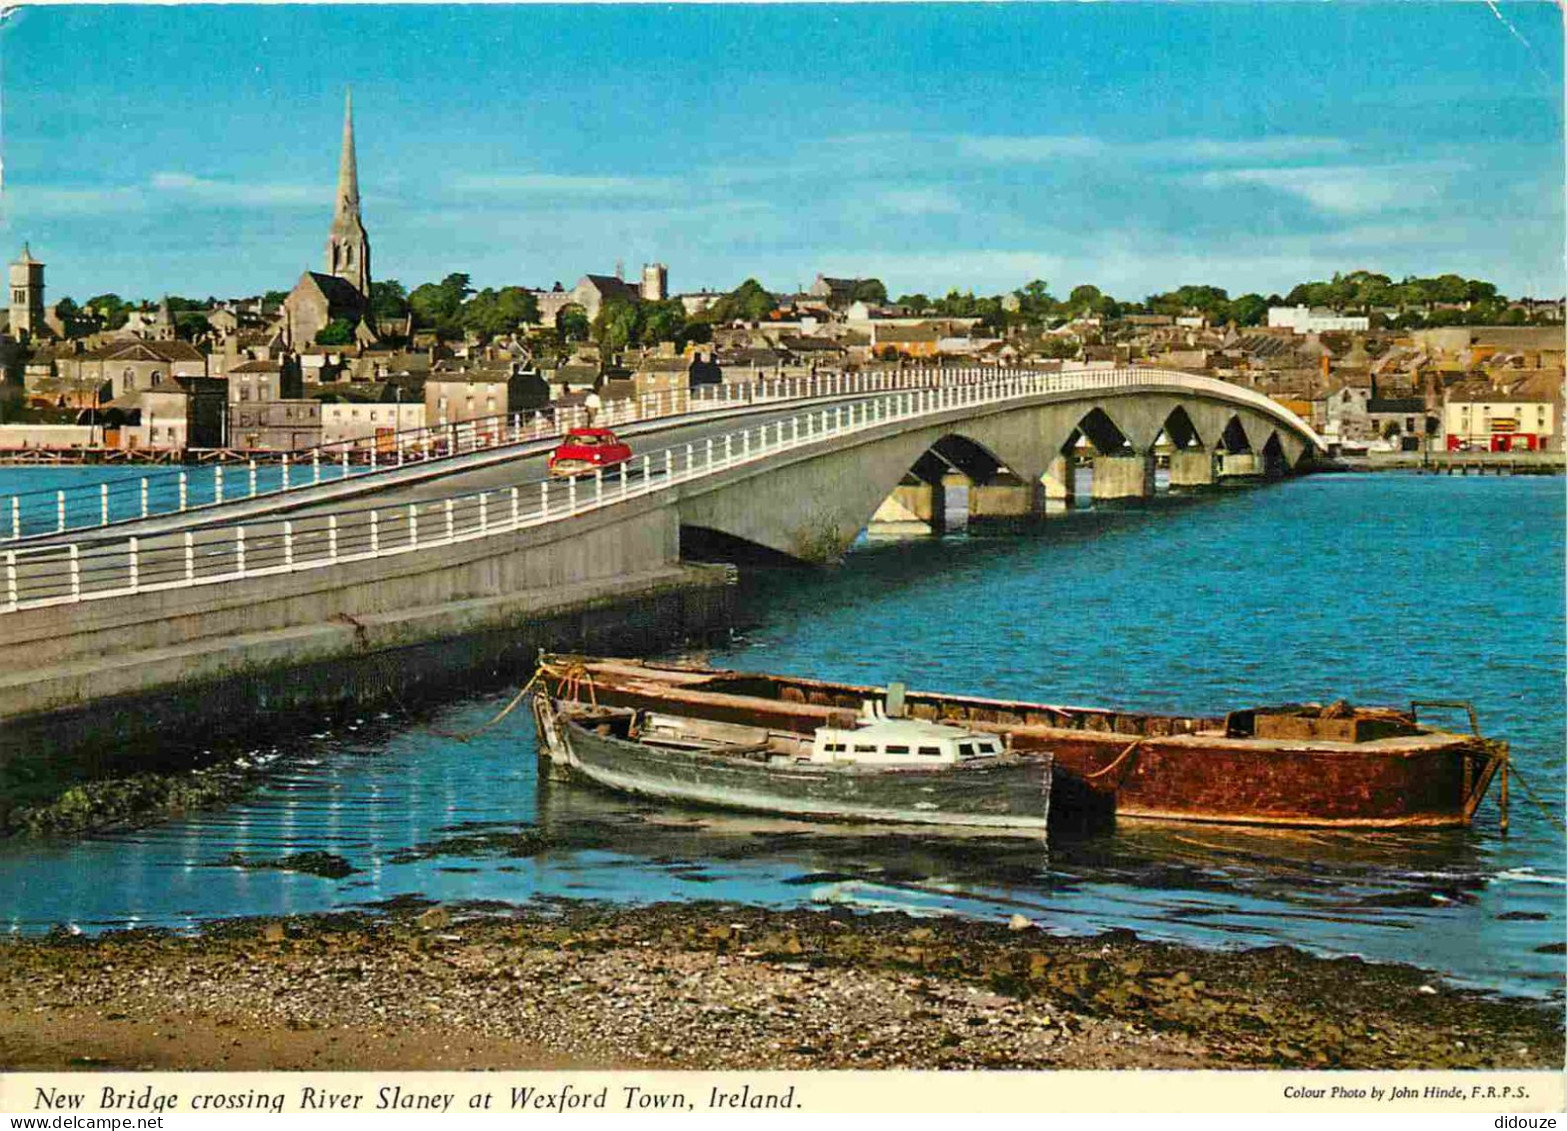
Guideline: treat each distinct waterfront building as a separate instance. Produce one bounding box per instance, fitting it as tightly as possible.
[1443,383,1560,452]
[425,362,545,428]
[227,356,303,406]
[320,400,426,448]
[230,399,323,451]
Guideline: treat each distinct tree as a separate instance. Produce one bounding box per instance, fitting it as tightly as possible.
[371,279,409,324]
[1148,284,1229,319]
[851,278,888,304]
[1226,293,1269,327]
[895,293,931,312]
[709,279,775,323]
[316,318,355,346]
[174,311,210,339]
[556,305,590,343]
[592,297,641,351]
[496,286,539,326]
[640,299,686,345]
[85,293,130,330]
[408,273,473,338]
[262,290,289,309]
[1011,280,1056,321]
[51,297,90,338]
[680,319,713,346]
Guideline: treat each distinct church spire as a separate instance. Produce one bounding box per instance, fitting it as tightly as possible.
[335,87,360,222]
[325,87,372,301]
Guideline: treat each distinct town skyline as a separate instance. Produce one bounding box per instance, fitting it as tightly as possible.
[3,4,1562,302]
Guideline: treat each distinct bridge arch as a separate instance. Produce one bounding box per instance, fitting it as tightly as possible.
[674,372,1325,561]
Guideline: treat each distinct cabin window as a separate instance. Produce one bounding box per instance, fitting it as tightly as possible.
[884,745,910,755]
[918,746,942,757]
[824,742,845,753]
[958,742,975,757]
[853,744,876,754]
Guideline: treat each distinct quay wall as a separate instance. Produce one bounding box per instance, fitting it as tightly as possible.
[0,561,734,808]
[0,488,736,792]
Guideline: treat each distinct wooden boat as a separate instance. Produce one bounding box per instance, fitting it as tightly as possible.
[530,697,1052,834]
[532,655,1509,830]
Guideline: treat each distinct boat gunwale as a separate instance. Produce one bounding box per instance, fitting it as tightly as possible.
[579,671,1488,760]
[556,708,1040,777]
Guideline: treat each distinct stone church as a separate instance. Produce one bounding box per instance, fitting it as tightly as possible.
[278,92,377,349]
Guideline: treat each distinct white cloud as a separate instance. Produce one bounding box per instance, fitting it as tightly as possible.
[1148,136,1350,164]
[3,184,145,217]
[1192,162,1462,215]
[877,187,963,216]
[445,172,678,199]
[949,134,1348,168]
[955,135,1106,162]
[149,171,326,207]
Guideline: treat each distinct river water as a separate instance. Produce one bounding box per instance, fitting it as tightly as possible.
[0,471,1561,999]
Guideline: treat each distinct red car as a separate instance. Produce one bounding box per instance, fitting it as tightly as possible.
[547,427,633,478]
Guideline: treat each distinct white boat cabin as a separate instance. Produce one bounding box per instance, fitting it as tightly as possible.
[809,717,1003,766]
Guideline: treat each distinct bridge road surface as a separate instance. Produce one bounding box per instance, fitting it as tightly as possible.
[5,398,890,609]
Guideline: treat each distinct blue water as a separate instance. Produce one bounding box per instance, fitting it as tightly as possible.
[0,471,1561,999]
[0,461,365,538]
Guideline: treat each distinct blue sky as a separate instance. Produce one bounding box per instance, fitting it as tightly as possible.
[2,3,1562,304]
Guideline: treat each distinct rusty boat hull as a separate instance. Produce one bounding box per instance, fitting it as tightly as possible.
[535,657,1506,830]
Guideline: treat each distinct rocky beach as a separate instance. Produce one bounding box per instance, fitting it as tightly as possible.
[1,901,1560,1072]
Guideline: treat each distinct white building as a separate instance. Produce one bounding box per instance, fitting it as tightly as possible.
[1267,305,1370,334]
[321,401,426,448]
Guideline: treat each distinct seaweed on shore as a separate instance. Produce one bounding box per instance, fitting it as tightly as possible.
[218,851,361,880]
[385,825,553,864]
[2,762,267,838]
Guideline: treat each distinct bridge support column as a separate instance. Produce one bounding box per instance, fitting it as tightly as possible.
[1092,451,1155,501]
[1218,451,1263,480]
[1168,449,1215,490]
[869,481,945,535]
[1042,453,1075,511]
[967,479,1044,522]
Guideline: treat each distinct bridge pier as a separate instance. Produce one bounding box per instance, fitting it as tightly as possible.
[1092,451,1155,501]
[967,477,1044,522]
[1168,448,1216,490]
[869,481,945,535]
[1042,453,1075,511]
[1218,451,1263,480]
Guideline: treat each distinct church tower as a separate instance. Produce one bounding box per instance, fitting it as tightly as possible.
[325,89,371,300]
[8,245,45,341]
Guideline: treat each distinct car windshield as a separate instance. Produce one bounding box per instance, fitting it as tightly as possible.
[572,434,602,446]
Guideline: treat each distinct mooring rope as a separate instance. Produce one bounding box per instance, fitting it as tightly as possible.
[1506,757,1567,833]
[427,668,545,743]
[1083,738,1144,786]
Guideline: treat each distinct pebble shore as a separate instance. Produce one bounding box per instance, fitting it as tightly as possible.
[1,902,1560,1071]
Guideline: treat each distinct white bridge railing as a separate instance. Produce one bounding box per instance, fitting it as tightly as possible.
[0,368,1001,543]
[0,366,1320,615]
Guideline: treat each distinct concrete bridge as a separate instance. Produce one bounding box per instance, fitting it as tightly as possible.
[0,367,1322,753]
